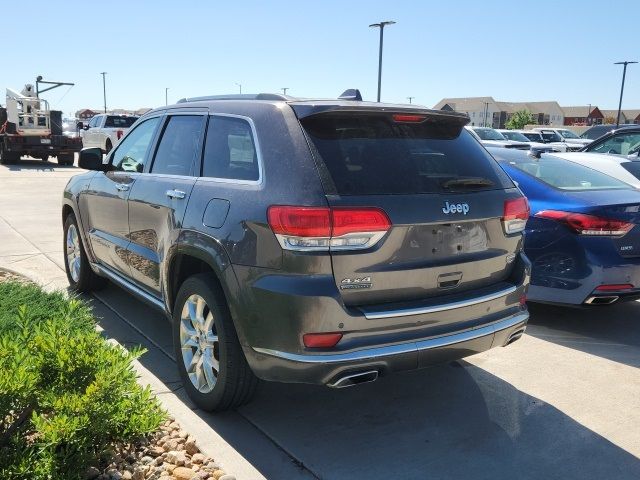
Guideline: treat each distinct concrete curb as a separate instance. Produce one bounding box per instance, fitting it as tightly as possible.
[0,259,267,480]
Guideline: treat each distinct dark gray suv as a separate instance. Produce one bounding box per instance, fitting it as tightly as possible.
[62,92,530,411]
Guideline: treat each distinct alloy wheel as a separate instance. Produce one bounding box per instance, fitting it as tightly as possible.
[66,224,81,282]
[180,294,220,393]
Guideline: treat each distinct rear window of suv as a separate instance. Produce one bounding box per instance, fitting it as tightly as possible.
[300,113,513,195]
[105,116,138,128]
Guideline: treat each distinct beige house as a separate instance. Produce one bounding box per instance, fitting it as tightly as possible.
[433,97,498,127]
[599,110,625,124]
[623,109,640,124]
[434,97,564,128]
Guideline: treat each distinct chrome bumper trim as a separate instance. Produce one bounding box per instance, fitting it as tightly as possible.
[361,285,518,319]
[252,312,528,364]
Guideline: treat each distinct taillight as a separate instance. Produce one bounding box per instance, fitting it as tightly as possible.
[535,210,633,236]
[519,293,527,307]
[267,206,391,251]
[116,130,124,140]
[303,332,343,348]
[502,197,529,234]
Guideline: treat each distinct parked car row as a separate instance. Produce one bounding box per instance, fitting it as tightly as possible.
[60,91,640,411]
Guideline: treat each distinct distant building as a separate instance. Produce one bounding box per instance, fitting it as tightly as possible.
[622,110,640,124]
[434,97,498,127]
[434,97,640,128]
[562,106,604,126]
[434,97,564,128]
[134,107,152,116]
[75,108,99,120]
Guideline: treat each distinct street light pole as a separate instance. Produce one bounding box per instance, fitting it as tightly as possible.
[100,72,107,113]
[614,61,637,127]
[369,20,396,102]
[407,96,414,104]
[281,87,289,95]
[235,83,242,94]
[587,103,591,125]
[165,87,169,106]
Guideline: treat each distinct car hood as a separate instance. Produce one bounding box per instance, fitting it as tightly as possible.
[563,138,592,145]
[548,151,620,163]
[481,140,529,148]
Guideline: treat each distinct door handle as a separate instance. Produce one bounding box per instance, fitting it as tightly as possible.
[166,189,186,199]
[115,183,130,192]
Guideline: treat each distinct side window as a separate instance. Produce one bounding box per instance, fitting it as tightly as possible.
[151,115,204,176]
[88,116,98,128]
[202,116,259,181]
[111,117,161,172]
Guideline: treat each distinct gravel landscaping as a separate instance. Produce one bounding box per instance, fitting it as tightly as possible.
[86,416,233,480]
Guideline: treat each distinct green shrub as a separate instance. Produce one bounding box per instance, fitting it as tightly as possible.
[0,281,166,479]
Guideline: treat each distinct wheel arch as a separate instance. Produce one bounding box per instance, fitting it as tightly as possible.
[164,232,248,346]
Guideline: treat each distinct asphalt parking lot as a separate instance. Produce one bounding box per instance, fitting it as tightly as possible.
[1,159,639,480]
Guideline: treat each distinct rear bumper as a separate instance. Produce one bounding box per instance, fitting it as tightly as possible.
[526,240,640,306]
[3,134,82,154]
[247,311,528,385]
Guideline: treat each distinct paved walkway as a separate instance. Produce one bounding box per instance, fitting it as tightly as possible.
[1,159,639,479]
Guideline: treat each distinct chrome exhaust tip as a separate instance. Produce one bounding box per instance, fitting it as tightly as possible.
[506,328,526,345]
[327,370,379,388]
[584,295,619,305]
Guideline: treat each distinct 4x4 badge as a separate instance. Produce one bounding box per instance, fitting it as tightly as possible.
[442,201,469,215]
[340,276,372,290]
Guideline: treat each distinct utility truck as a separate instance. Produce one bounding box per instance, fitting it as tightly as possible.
[0,80,82,165]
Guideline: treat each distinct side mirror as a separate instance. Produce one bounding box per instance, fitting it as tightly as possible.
[83,124,90,130]
[79,148,109,171]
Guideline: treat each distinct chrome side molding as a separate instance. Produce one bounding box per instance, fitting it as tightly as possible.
[92,263,165,311]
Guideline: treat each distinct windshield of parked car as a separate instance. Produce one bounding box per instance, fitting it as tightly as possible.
[558,129,580,139]
[539,130,562,142]
[104,116,138,128]
[588,133,640,155]
[501,131,530,142]
[522,132,544,142]
[300,113,514,195]
[473,128,506,141]
[505,156,631,191]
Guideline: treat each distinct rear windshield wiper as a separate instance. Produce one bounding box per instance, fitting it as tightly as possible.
[441,177,494,189]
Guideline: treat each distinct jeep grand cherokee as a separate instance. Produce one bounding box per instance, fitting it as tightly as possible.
[62,91,530,411]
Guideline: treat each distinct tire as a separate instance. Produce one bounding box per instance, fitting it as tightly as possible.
[104,139,112,154]
[0,146,19,165]
[173,273,257,411]
[63,213,106,292]
[58,153,74,166]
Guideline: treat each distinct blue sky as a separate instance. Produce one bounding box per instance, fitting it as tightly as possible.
[3,0,639,117]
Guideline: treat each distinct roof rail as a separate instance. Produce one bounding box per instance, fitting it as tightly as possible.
[177,93,290,103]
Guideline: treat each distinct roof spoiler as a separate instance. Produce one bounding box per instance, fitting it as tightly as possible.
[338,89,363,101]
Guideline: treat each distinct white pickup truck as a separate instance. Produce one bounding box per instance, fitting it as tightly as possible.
[80,114,139,153]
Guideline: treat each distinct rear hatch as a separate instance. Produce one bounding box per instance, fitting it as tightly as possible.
[295,106,524,306]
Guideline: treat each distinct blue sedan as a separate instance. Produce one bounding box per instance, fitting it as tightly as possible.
[488,147,640,306]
